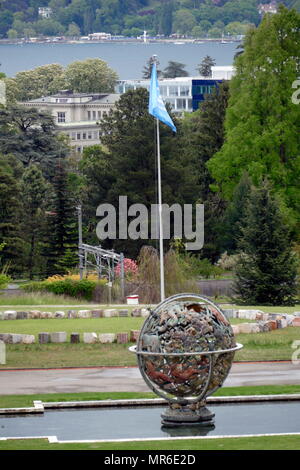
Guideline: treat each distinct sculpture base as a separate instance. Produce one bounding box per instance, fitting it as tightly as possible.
[161,404,215,427]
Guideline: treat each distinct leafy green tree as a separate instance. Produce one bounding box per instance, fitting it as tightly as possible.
[13,64,67,101]
[181,81,230,261]
[21,164,49,278]
[233,180,298,305]
[0,106,69,177]
[66,21,80,36]
[172,8,196,35]
[163,61,189,78]
[0,10,13,37]
[7,28,18,39]
[207,5,300,230]
[64,58,118,93]
[159,0,173,36]
[197,55,216,77]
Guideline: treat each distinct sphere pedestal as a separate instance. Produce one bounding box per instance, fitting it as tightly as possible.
[129,294,243,427]
[161,401,215,427]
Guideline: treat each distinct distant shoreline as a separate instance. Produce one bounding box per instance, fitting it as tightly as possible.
[0,38,241,46]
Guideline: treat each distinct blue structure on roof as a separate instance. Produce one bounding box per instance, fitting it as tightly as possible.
[192,79,223,111]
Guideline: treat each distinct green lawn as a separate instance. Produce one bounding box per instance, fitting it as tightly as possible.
[1,385,300,408]
[0,326,299,368]
[0,301,299,368]
[0,434,300,450]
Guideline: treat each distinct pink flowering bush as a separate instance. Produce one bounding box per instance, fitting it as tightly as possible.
[115,258,138,279]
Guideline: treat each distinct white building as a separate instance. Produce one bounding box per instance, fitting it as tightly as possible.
[116,66,235,114]
[88,32,112,41]
[22,90,119,153]
[258,2,278,16]
[38,7,53,19]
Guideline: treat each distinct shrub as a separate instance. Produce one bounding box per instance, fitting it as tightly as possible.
[22,277,108,301]
[0,273,11,289]
[216,251,240,271]
[115,258,138,280]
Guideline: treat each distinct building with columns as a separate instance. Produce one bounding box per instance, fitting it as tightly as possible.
[22,90,120,153]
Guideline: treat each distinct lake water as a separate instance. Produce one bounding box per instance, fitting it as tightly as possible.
[0,41,238,79]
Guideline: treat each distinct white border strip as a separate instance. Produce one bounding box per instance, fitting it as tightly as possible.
[1,432,300,444]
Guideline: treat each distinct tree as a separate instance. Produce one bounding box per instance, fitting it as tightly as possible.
[93,88,193,257]
[44,160,78,275]
[13,64,67,101]
[0,153,25,275]
[66,21,80,36]
[159,0,173,36]
[79,144,115,245]
[0,106,69,177]
[181,81,230,261]
[197,55,216,77]
[233,180,298,305]
[21,164,49,279]
[221,171,252,253]
[64,58,118,93]
[172,8,197,35]
[163,61,189,78]
[142,56,162,79]
[207,5,300,230]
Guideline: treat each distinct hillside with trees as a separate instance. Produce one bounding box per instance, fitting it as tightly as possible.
[0,0,299,39]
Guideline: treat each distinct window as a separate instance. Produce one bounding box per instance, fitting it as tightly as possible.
[57,112,65,123]
[88,131,92,140]
[180,86,190,96]
[93,131,98,139]
[82,132,86,140]
[71,132,76,141]
[176,99,186,110]
[169,86,179,97]
[87,111,91,120]
[76,133,81,140]
[77,147,82,153]
[98,111,102,119]
[160,85,168,96]
[93,111,96,120]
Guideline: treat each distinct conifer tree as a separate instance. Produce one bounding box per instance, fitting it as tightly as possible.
[233,180,298,305]
[44,160,78,276]
[21,164,49,279]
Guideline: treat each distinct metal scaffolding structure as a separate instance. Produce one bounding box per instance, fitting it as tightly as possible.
[78,243,125,301]
[76,205,125,301]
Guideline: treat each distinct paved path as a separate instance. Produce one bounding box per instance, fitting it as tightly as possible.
[0,362,299,395]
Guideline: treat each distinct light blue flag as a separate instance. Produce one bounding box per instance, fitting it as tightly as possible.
[149,63,177,133]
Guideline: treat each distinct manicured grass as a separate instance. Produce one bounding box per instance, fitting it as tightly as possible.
[1,343,137,368]
[224,304,300,314]
[0,317,145,337]
[234,326,300,361]
[1,385,300,408]
[1,326,299,368]
[0,293,91,306]
[0,434,300,450]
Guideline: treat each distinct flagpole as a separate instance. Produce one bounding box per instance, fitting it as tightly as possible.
[156,117,165,302]
[149,55,176,302]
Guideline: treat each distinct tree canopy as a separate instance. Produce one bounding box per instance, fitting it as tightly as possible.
[207,5,300,230]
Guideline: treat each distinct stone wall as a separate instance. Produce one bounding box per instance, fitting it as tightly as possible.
[0,307,299,344]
